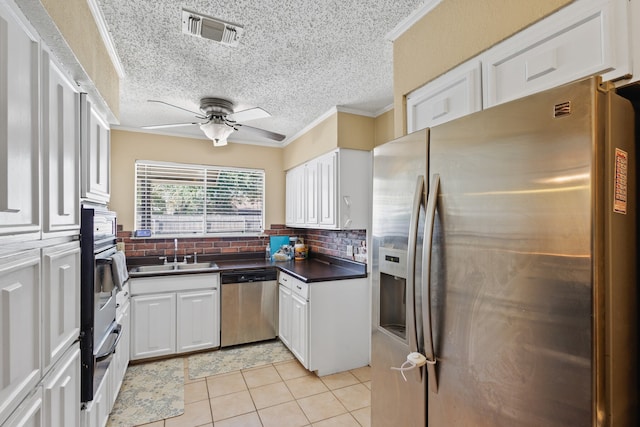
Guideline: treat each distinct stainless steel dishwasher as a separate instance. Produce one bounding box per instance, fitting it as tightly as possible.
[220,269,278,347]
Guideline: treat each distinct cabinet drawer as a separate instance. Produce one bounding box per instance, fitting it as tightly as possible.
[279,272,308,299]
[130,273,218,295]
[483,0,629,107]
[291,279,308,300]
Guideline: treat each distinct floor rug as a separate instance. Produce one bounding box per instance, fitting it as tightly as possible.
[106,357,184,427]
[188,340,294,379]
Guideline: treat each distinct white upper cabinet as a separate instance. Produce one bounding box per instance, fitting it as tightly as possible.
[483,0,630,107]
[42,48,80,236]
[80,94,111,204]
[286,149,371,230]
[0,2,41,239]
[407,60,482,132]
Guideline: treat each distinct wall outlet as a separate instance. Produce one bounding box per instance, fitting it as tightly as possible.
[346,245,353,256]
[116,242,125,252]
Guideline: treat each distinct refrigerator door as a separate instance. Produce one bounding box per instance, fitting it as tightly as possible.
[371,129,427,427]
[424,78,635,426]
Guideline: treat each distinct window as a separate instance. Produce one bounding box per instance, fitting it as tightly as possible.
[135,160,265,236]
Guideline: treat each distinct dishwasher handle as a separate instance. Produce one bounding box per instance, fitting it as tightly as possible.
[221,269,277,284]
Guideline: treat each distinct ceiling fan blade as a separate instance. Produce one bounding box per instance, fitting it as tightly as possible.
[228,107,271,122]
[147,100,207,119]
[236,123,286,142]
[142,122,201,129]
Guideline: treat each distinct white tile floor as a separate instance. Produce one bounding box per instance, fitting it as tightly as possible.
[128,356,371,427]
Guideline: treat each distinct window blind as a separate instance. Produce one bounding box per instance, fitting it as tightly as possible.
[135,160,265,235]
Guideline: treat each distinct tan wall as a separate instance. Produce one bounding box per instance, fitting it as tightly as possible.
[337,113,375,151]
[283,114,339,170]
[392,0,573,137]
[373,109,394,147]
[110,130,284,231]
[42,0,119,118]
[283,111,380,170]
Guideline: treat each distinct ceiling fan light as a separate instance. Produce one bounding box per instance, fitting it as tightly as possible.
[200,121,233,146]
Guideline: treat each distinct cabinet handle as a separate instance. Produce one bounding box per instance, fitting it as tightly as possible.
[296,285,302,290]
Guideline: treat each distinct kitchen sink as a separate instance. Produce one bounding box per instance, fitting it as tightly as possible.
[177,262,218,270]
[130,262,218,276]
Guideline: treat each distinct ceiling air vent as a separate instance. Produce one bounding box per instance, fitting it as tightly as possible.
[181,8,244,47]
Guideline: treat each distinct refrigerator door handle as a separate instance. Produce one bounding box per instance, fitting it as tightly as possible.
[422,173,440,393]
[406,175,425,381]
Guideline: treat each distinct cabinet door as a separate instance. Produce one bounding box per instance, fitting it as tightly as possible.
[290,293,308,368]
[305,161,318,225]
[0,3,40,239]
[42,242,80,373]
[407,60,482,131]
[41,48,80,236]
[85,365,109,427]
[286,166,306,227]
[318,152,337,228]
[131,294,176,360]
[285,170,296,226]
[2,386,42,427]
[278,285,292,347]
[42,345,81,427]
[0,249,41,425]
[176,289,218,353]
[80,94,110,204]
[112,299,130,402]
[483,0,630,107]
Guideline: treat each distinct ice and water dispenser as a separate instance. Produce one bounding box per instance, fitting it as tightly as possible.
[378,247,407,340]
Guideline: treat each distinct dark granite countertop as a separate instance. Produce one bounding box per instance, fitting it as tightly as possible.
[127,253,367,283]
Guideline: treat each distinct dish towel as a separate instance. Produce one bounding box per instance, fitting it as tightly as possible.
[111,251,129,291]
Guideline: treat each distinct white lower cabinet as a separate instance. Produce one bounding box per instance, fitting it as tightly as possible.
[42,345,81,427]
[131,293,176,360]
[0,249,41,425]
[111,294,130,406]
[177,290,219,353]
[278,285,292,347]
[42,242,80,374]
[277,272,369,376]
[130,273,220,361]
[1,386,42,427]
[81,365,109,427]
[289,292,308,367]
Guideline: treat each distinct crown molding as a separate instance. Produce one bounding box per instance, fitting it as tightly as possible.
[385,0,442,41]
[87,0,125,78]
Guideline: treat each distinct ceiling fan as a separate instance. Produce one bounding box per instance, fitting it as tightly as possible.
[142,98,286,147]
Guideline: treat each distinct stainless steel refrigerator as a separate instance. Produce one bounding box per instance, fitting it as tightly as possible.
[371,77,637,426]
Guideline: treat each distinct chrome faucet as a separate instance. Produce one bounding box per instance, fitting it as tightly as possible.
[173,238,178,264]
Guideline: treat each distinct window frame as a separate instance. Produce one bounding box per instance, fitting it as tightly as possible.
[134,160,266,238]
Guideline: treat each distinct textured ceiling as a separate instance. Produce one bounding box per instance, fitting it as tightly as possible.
[94,0,425,146]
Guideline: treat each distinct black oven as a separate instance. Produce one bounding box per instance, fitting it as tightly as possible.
[80,203,122,403]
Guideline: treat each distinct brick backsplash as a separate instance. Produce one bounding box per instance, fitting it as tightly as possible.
[118,225,367,262]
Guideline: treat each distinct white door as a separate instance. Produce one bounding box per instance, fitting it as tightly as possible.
[42,345,81,427]
[41,48,80,236]
[0,249,41,425]
[290,293,308,368]
[80,94,110,203]
[278,285,292,348]
[305,161,318,225]
[176,290,218,352]
[318,152,337,228]
[0,2,40,239]
[131,294,176,360]
[42,242,80,373]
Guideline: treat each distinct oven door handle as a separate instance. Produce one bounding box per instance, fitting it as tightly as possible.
[95,324,122,362]
[96,258,113,265]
